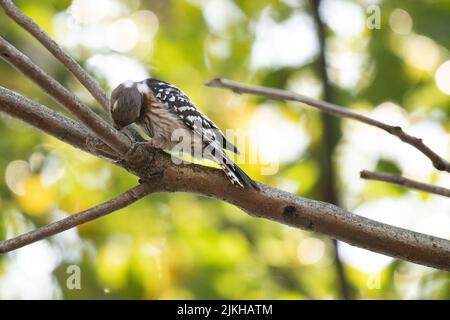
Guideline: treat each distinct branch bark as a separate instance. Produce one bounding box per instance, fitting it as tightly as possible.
[0,36,131,156]
[0,182,157,253]
[0,90,449,271]
[0,87,117,160]
[360,170,450,198]
[1,146,449,270]
[159,163,450,271]
[205,78,450,173]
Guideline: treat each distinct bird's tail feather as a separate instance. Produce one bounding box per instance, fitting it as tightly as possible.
[208,144,259,190]
[220,161,260,190]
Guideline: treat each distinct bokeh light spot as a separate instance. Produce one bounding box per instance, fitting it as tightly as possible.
[107,18,139,52]
[297,237,325,265]
[435,60,450,95]
[404,35,441,71]
[389,8,413,35]
[5,160,31,195]
[17,175,55,217]
[321,0,365,37]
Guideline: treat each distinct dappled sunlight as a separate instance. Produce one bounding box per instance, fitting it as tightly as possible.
[201,0,244,34]
[107,18,140,52]
[248,105,310,168]
[17,176,56,217]
[321,0,365,38]
[70,0,127,24]
[0,242,62,299]
[435,60,450,95]
[402,34,442,72]
[338,102,449,205]
[87,54,149,89]
[287,70,323,99]
[389,8,413,35]
[297,237,326,265]
[5,160,31,196]
[328,51,366,90]
[340,193,450,274]
[0,212,62,299]
[54,0,157,89]
[250,10,318,69]
[96,236,133,290]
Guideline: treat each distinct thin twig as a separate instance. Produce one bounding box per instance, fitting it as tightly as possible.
[0,36,131,155]
[0,182,158,253]
[0,0,109,111]
[206,78,450,173]
[360,170,450,198]
[0,87,117,160]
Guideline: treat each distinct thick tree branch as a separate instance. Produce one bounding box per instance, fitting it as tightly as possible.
[0,36,131,156]
[1,88,449,270]
[157,164,450,271]
[360,170,450,198]
[0,182,157,253]
[0,0,109,111]
[0,87,117,160]
[0,85,160,180]
[206,78,450,173]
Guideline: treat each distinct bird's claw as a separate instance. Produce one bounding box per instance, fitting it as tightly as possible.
[138,171,163,184]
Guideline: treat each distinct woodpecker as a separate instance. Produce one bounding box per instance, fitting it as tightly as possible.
[110,78,259,190]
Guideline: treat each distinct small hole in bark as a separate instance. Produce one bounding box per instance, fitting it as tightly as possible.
[282,205,297,222]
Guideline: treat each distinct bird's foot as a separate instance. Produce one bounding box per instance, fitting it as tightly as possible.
[138,171,163,184]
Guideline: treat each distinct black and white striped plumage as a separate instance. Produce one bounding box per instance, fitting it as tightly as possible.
[110,78,259,190]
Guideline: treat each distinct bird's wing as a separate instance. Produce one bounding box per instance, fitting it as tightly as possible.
[148,79,259,189]
[152,82,240,155]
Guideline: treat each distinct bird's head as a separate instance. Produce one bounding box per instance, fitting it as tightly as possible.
[110,81,145,130]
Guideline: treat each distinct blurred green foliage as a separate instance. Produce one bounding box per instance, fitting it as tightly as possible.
[0,0,449,299]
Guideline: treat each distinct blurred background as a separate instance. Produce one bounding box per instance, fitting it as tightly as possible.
[0,0,449,299]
